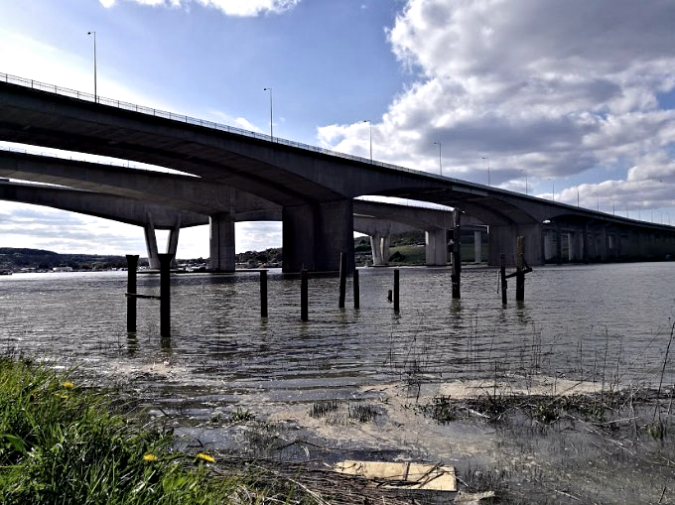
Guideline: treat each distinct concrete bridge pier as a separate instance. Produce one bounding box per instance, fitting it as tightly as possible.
[369,233,391,266]
[167,223,180,268]
[143,218,161,270]
[370,234,383,265]
[489,223,542,267]
[555,223,563,264]
[474,230,483,263]
[381,235,390,265]
[282,199,355,273]
[425,228,448,266]
[209,212,235,271]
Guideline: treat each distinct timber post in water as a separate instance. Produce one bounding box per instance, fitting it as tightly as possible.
[393,269,400,312]
[301,269,309,321]
[158,253,173,339]
[260,270,268,318]
[451,209,461,299]
[500,253,507,305]
[338,252,347,309]
[125,255,139,333]
[353,269,360,309]
[516,236,525,301]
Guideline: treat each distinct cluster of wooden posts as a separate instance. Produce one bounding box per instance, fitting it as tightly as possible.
[124,236,530,338]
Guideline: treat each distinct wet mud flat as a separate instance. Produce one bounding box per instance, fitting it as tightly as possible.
[124,373,675,504]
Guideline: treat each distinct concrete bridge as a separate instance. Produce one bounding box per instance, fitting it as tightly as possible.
[0,72,674,271]
[0,175,481,269]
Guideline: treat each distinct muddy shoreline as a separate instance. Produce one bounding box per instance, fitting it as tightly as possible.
[117,372,674,504]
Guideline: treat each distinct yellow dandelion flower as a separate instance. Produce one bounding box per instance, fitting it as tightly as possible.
[143,453,157,462]
[62,381,75,389]
[196,452,215,463]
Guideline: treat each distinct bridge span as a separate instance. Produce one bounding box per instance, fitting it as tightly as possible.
[0,73,674,271]
[0,176,484,269]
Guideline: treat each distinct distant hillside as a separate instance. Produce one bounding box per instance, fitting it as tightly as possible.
[0,248,130,272]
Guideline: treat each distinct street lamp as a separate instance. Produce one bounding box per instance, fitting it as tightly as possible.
[87,31,97,102]
[263,87,273,141]
[433,142,442,177]
[549,178,555,202]
[482,157,490,186]
[363,120,372,162]
[520,169,528,195]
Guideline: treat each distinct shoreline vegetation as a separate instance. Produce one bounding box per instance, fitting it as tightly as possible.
[0,354,425,505]
[3,352,674,504]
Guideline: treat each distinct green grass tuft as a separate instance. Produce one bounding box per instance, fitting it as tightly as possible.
[0,357,236,504]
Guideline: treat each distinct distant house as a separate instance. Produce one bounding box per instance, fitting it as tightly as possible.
[52,266,74,272]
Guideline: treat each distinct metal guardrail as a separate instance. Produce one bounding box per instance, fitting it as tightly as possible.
[0,71,437,181]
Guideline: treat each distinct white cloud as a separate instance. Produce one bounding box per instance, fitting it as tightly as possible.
[99,0,301,16]
[318,0,675,211]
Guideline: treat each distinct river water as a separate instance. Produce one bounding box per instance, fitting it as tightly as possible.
[2,263,673,392]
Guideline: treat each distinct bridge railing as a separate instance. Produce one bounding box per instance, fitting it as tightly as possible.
[0,71,438,181]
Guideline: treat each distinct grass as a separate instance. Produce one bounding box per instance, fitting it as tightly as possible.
[0,355,340,505]
[0,356,234,504]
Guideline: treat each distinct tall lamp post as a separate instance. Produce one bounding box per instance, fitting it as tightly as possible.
[482,157,490,186]
[87,31,97,102]
[521,169,528,195]
[363,120,372,162]
[263,87,273,141]
[433,142,442,177]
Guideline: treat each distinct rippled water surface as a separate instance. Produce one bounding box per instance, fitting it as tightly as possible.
[1,263,674,405]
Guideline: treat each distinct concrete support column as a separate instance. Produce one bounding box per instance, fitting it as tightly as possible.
[425,228,448,266]
[209,212,235,271]
[370,234,382,265]
[570,230,583,262]
[167,223,180,268]
[555,223,563,264]
[488,223,542,267]
[282,199,354,273]
[543,229,553,262]
[600,226,608,261]
[143,219,160,270]
[381,235,391,264]
[582,224,589,262]
[474,230,482,263]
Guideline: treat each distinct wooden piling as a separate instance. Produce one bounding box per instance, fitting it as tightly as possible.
[338,252,347,309]
[500,253,507,305]
[515,236,525,302]
[301,269,308,321]
[451,209,461,299]
[158,253,173,338]
[353,269,360,309]
[126,254,138,333]
[260,270,268,318]
[393,269,400,312]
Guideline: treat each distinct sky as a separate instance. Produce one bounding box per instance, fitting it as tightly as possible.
[0,0,674,259]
